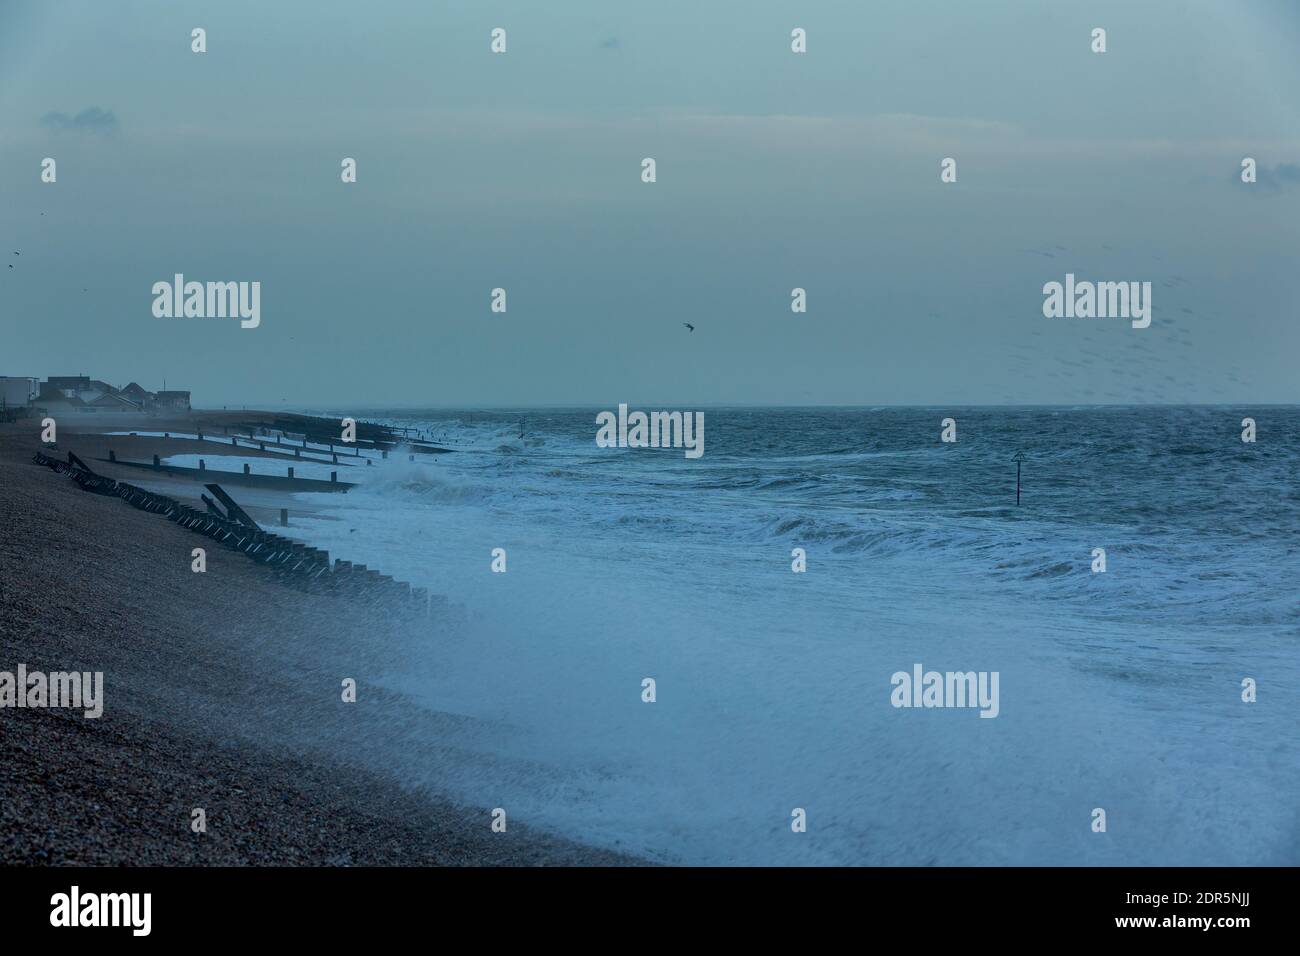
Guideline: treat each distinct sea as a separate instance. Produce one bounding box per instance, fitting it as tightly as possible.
[265,405,1299,865]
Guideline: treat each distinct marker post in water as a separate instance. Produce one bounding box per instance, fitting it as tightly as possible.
[1013,450,1026,505]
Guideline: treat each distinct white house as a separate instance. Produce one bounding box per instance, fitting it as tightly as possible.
[0,376,39,408]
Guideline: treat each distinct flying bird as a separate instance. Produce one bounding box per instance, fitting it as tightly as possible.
[683,322,695,332]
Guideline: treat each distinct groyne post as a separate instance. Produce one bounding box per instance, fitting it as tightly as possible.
[1013,451,1026,505]
[205,484,260,529]
[280,509,288,527]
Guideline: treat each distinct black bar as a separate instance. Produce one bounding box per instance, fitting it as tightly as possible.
[0,866,1280,942]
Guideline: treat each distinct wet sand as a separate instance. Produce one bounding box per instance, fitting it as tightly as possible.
[0,417,637,865]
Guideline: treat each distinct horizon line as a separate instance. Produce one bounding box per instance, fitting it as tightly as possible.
[193,401,1300,412]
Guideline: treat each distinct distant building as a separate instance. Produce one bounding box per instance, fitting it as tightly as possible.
[28,375,191,416]
[42,374,92,398]
[44,375,91,392]
[35,393,90,416]
[40,376,116,403]
[88,392,142,412]
[81,380,118,403]
[0,376,39,407]
[154,390,192,412]
[120,382,151,406]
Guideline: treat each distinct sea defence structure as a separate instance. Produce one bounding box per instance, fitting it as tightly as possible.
[233,414,456,456]
[102,453,356,492]
[32,450,437,617]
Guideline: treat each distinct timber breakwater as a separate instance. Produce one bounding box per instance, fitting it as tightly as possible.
[236,413,456,457]
[32,449,436,617]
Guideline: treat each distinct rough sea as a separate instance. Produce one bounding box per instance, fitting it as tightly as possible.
[281,405,1299,865]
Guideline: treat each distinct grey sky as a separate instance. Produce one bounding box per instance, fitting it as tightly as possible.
[2,0,1298,407]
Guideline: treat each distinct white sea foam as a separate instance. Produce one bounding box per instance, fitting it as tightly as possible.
[266,408,1300,865]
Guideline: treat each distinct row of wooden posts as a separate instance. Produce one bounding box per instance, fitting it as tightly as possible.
[33,450,435,617]
[109,448,352,484]
[118,428,423,475]
[129,428,389,464]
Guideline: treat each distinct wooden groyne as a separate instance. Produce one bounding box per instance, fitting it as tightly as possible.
[32,450,436,617]
[236,414,456,455]
[100,455,356,492]
[157,429,367,464]
[219,434,365,461]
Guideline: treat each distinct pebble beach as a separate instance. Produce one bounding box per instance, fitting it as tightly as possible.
[0,416,636,866]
